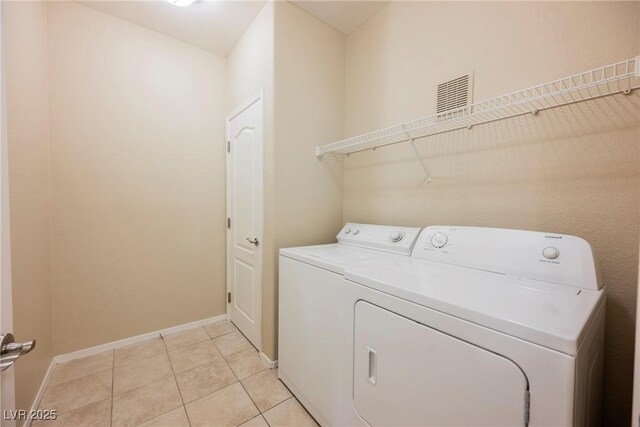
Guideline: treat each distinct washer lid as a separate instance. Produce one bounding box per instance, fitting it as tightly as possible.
[280,244,397,274]
[345,257,605,355]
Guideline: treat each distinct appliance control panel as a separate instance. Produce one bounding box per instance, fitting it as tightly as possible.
[413,226,601,290]
[338,223,421,255]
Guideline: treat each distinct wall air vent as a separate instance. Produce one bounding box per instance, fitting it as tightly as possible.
[436,74,473,119]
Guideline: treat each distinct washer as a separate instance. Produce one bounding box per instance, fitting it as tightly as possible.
[278,223,421,426]
[341,226,605,427]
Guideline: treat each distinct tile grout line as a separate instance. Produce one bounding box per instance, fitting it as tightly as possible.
[115,331,209,426]
[262,396,319,426]
[204,322,238,340]
[214,321,292,426]
[38,360,115,419]
[262,397,294,422]
[46,352,114,388]
[41,395,111,419]
[111,331,213,406]
[215,325,287,420]
[148,326,239,413]
[43,367,112,392]
[238,368,287,412]
[243,369,294,417]
[208,327,268,426]
[254,381,318,427]
[112,374,175,400]
[113,375,183,426]
[52,336,169,391]
[217,326,312,425]
[164,338,253,408]
[164,341,219,379]
[111,335,166,369]
[148,333,253,425]
[161,331,194,427]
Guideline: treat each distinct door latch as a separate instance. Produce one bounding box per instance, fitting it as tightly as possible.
[0,333,36,371]
[246,237,259,246]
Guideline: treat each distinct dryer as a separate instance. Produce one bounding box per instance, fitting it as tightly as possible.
[278,223,421,426]
[341,226,605,427]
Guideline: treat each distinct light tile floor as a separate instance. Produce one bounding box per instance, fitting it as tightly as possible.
[36,320,318,427]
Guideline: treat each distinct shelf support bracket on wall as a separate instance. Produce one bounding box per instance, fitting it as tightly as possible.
[404,127,432,183]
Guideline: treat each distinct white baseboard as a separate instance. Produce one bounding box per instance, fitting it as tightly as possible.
[259,351,278,369]
[54,314,226,364]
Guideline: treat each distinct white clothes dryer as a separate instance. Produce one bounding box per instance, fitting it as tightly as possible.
[340,226,605,427]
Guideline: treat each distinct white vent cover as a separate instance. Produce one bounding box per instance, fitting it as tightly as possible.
[436,74,473,115]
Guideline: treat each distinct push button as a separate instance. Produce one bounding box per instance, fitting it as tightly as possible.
[542,247,560,260]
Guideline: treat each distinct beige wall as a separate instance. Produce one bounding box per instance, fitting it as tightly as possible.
[271,1,345,359]
[3,0,53,414]
[46,2,228,354]
[227,2,274,112]
[343,2,639,425]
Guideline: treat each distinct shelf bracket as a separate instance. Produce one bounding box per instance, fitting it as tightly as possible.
[405,130,432,183]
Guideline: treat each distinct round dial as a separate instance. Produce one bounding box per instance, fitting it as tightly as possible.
[353,229,360,235]
[430,232,448,248]
[390,231,404,243]
[345,228,352,234]
[542,247,560,260]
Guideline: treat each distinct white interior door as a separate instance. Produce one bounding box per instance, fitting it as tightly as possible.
[0,3,17,418]
[226,92,263,350]
[354,301,529,427]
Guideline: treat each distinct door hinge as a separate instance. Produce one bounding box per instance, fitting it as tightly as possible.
[524,389,530,426]
[227,292,231,303]
[227,141,230,152]
[227,218,231,229]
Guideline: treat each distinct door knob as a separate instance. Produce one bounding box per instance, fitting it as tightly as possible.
[0,333,36,371]
[246,237,259,246]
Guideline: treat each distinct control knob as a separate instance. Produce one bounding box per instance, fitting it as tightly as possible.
[390,231,404,243]
[430,232,448,248]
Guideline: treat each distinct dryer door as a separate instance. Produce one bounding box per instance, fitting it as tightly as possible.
[354,301,528,426]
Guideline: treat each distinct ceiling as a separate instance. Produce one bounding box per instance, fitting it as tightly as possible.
[80,1,266,57]
[80,0,389,57]
[291,1,388,35]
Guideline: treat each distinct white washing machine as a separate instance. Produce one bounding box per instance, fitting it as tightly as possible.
[340,226,605,427]
[278,223,421,426]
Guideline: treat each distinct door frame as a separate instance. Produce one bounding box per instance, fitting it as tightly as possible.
[225,90,264,351]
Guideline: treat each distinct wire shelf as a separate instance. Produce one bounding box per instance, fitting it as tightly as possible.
[316,56,640,158]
